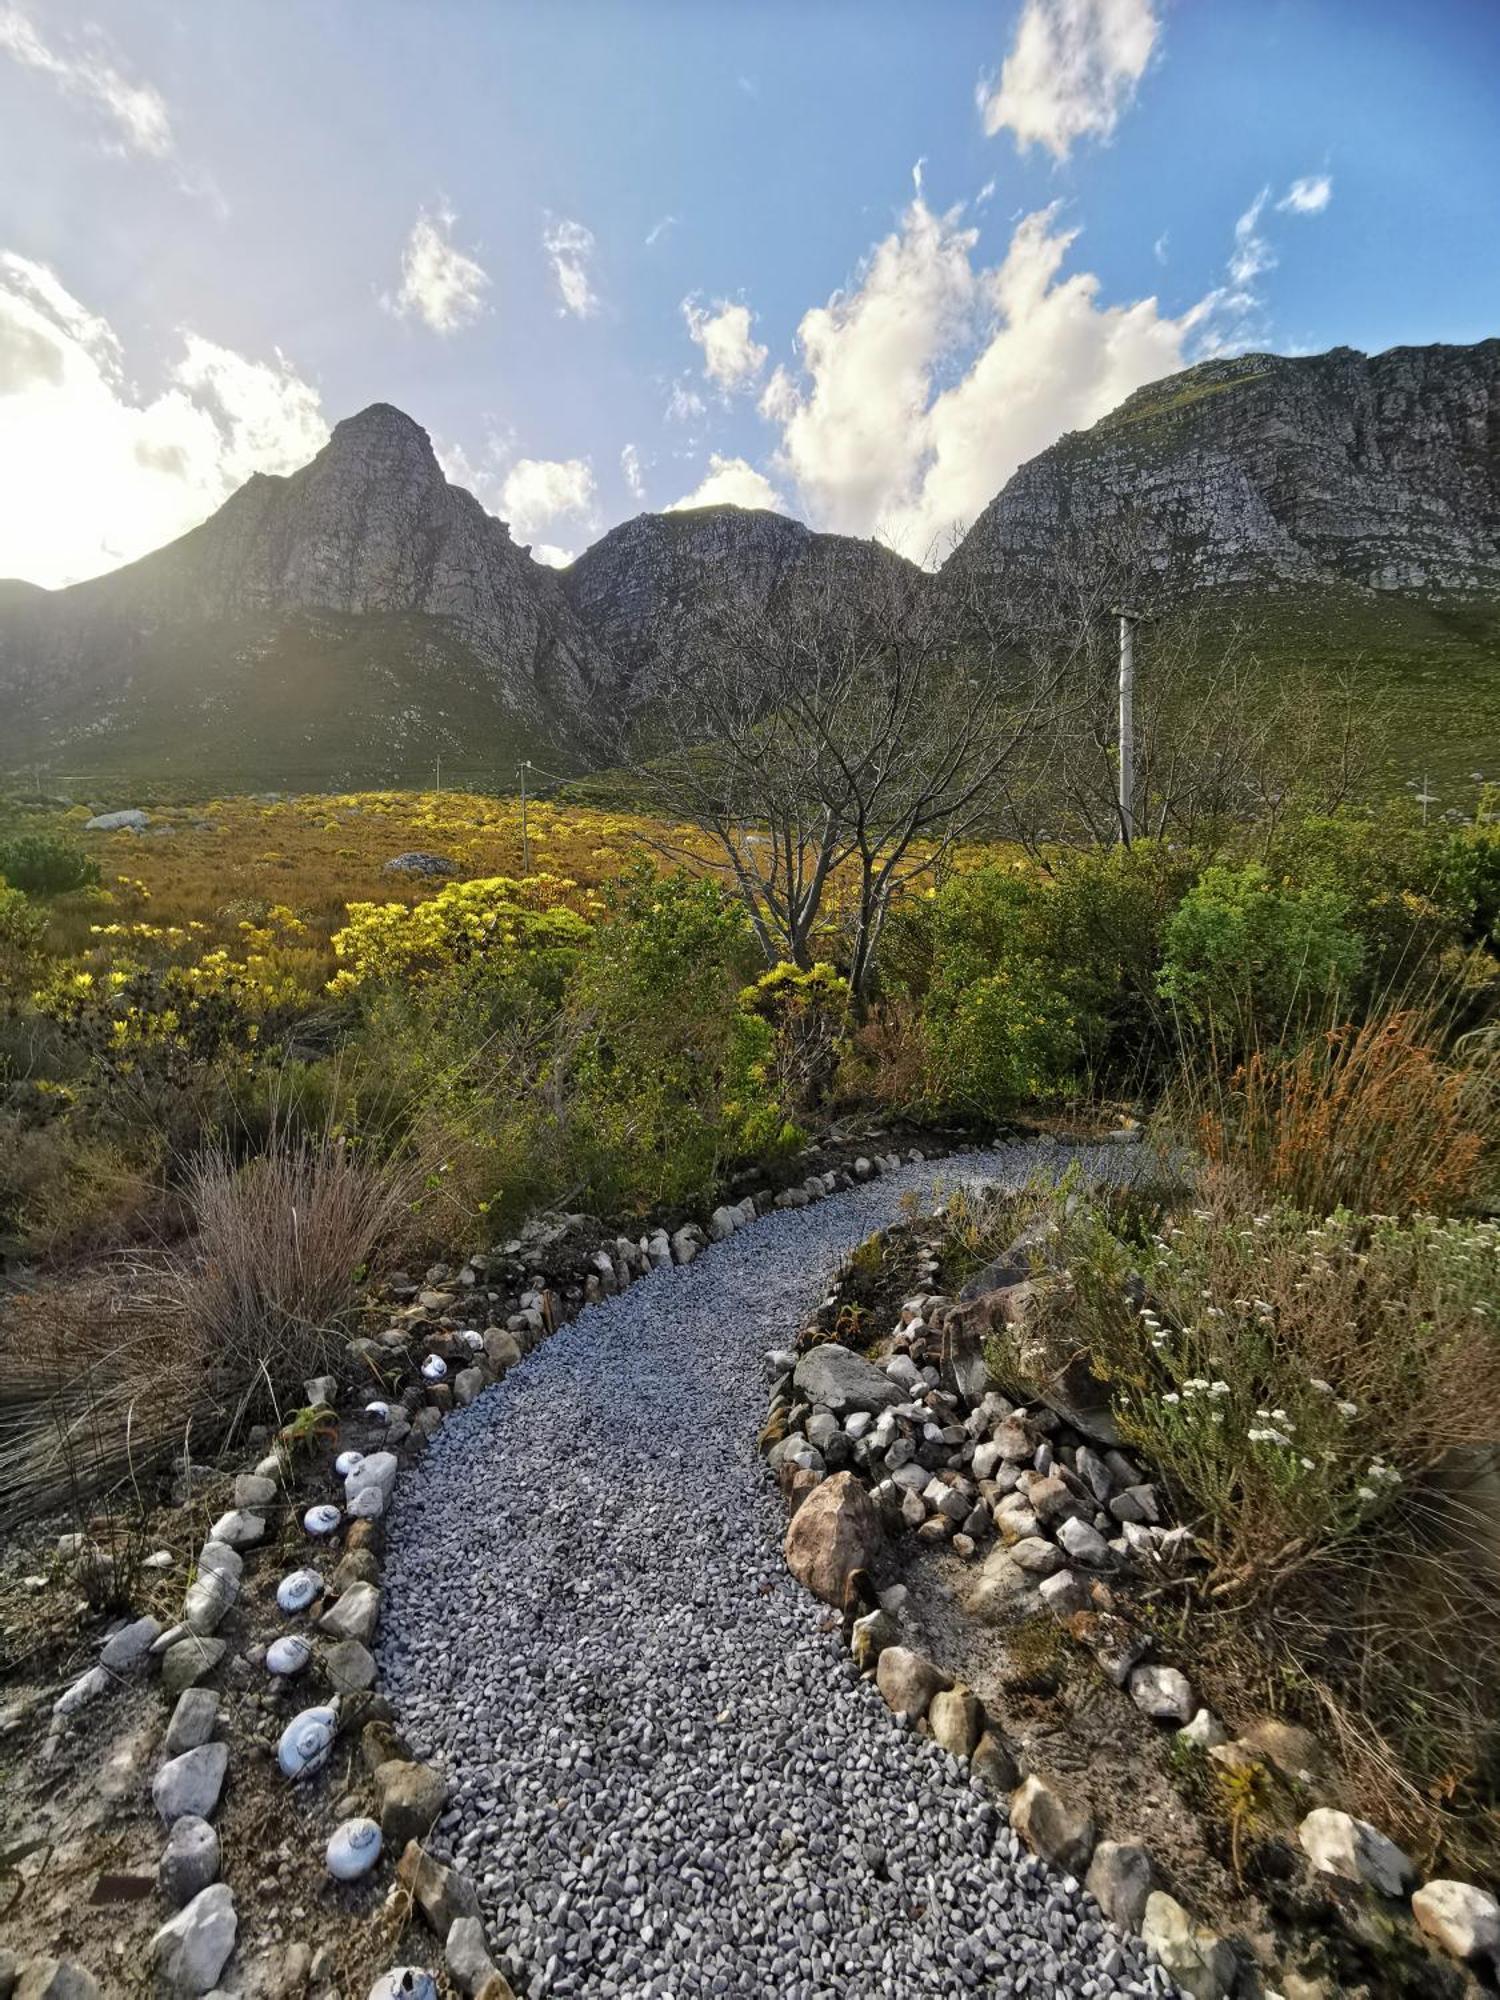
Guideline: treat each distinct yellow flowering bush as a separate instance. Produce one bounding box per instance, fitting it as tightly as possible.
[327,874,591,994]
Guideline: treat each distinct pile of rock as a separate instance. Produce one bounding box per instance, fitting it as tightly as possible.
[763,1235,1500,1998]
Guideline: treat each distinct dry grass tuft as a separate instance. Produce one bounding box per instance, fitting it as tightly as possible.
[0,1120,420,1529]
[1185,1010,1497,1217]
[178,1123,419,1400]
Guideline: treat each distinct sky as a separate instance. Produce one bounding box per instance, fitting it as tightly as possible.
[1,0,1498,589]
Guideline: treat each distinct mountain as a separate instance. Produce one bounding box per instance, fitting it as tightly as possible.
[945,341,1500,599]
[562,508,921,703]
[0,404,616,790]
[941,341,1500,785]
[3,340,1498,792]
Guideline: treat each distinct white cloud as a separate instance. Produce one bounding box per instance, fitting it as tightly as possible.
[0,5,173,156]
[1279,173,1333,215]
[531,543,576,568]
[665,379,706,424]
[499,455,597,541]
[543,218,599,319]
[621,441,646,501]
[667,453,787,515]
[390,206,489,335]
[1228,187,1275,288]
[682,297,767,393]
[977,0,1159,160]
[645,214,679,248]
[0,252,327,587]
[761,195,1199,559]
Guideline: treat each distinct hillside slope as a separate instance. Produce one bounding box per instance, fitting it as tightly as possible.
[0,405,614,788]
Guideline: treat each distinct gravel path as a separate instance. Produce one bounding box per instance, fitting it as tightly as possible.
[380,1143,1172,2000]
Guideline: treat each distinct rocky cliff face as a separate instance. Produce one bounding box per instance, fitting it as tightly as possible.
[0,405,614,782]
[945,342,1500,602]
[563,507,922,701]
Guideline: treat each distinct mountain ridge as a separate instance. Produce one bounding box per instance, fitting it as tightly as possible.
[3,336,1498,788]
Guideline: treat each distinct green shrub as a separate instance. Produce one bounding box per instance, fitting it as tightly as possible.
[0,884,46,986]
[921,961,1076,1119]
[563,871,797,1210]
[0,832,100,898]
[1158,862,1364,1038]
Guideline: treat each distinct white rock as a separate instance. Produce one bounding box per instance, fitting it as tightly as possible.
[1057,1516,1111,1565]
[708,1205,737,1241]
[320,1581,381,1644]
[1178,1708,1228,1750]
[368,1974,437,2000]
[303,1504,342,1538]
[54,1665,110,1717]
[335,1450,366,1479]
[266,1635,313,1677]
[1411,1879,1500,1962]
[421,1354,447,1381]
[208,1508,265,1548]
[100,1614,162,1670]
[326,1815,383,1881]
[1130,1664,1195,1724]
[85,807,149,832]
[277,1704,338,1779]
[1298,1807,1415,1897]
[364,1400,391,1422]
[153,1742,229,1826]
[151,1881,236,1994]
[275,1568,323,1614]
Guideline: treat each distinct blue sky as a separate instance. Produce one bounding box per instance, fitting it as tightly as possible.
[1,0,1497,586]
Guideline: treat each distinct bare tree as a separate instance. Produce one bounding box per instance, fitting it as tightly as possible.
[630,554,1068,1001]
[993,510,1381,858]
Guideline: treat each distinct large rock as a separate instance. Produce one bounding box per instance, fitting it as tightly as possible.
[783,1472,883,1606]
[151,1882,237,1995]
[927,1685,985,1759]
[376,1760,448,1851]
[84,808,148,832]
[318,1581,381,1644]
[158,1816,220,1909]
[791,1346,904,1417]
[1411,1880,1500,1963]
[384,852,457,876]
[1010,1774,1095,1875]
[1298,1808,1414,1897]
[1086,1841,1155,1930]
[396,1841,482,1940]
[13,1963,100,2000]
[1129,1664,1195,1724]
[152,1742,229,1826]
[875,1647,952,1721]
[1140,1892,1236,1999]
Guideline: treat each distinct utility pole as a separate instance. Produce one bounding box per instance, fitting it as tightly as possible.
[1111,606,1144,845]
[519,760,531,874]
[1417,774,1436,827]
[435,755,442,797]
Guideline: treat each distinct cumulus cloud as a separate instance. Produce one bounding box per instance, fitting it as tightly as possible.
[390,206,489,335]
[667,453,786,515]
[621,441,646,501]
[530,543,576,568]
[1279,173,1333,214]
[682,297,767,393]
[0,252,327,587]
[499,455,597,541]
[761,195,1198,557]
[977,0,1159,160]
[0,5,173,156]
[543,218,599,319]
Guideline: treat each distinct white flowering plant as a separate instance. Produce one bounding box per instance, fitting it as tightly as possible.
[1059,1194,1500,1592]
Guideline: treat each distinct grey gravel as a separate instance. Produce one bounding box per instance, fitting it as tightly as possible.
[382,1144,1174,1999]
